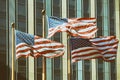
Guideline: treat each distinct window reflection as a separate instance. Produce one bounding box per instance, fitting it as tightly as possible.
[96,0,104,80]
[16,0,28,80]
[111,62,116,80]
[98,59,104,80]
[52,0,62,80]
[109,0,115,35]
[37,58,42,80]
[84,60,91,80]
[109,1,116,80]
[83,0,91,79]
[35,0,43,36]
[0,0,8,80]
[68,0,77,79]
[96,0,103,36]
[35,0,43,80]
[83,0,89,17]
[68,0,76,18]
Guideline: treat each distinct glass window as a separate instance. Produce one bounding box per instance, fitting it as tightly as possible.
[96,0,104,80]
[97,59,104,80]
[84,60,91,80]
[83,0,91,80]
[0,0,8,80]
[52,0,62,80]
[35,0,43,80]
[35,0,43,36]
[109,0,115,35]
[68,0,76,18]
[37,58,42,80]
[16,0,28,80]
[111,62,116,80]
[96,0,103,36]
[83,0,90,17]
[109,1,116,80]
[68,0,77,79]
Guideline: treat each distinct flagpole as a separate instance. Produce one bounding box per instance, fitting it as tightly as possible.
[11,23,15,80]
[67,34,72,80]
[42,9,46,80]
[67,17,72,80]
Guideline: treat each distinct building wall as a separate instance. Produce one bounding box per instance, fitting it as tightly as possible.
[0,0,119,80]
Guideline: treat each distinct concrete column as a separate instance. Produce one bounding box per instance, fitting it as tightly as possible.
[76,0,84,80]
[61,0,68,80]
[115,0,120,80]
[90,0,97,80]
[28,0,35,80]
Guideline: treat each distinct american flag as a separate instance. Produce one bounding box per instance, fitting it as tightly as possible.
[68,18,98,39]
[47,16,68,38]
[16,30,65,59]
[68,18,96,23]
[47,16,98,39]
[70,37,101,63]
[70,36,119,63]
[90,36,119,61]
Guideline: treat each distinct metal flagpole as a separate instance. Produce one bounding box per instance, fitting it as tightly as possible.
[42,9,46,80]
[11,23,15,80]
[67,19,73,80]
[67,34,72,80]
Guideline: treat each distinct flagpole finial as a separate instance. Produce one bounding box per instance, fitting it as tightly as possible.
[41,9,45,15]
[11,23,15,28]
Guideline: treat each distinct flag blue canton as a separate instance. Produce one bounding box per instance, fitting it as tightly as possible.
[16,30,34,45]
[48,16,68,28]
[70,37,92,50]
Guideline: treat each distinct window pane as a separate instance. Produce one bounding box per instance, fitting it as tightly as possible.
[52,0,62,80]
[68,0,76,18]
[96,1,104,80]
[111,62,116,80]
[68,0,77,79]
[16,0,28,80]
[98,59,104,80]
[109,1,116,80]
[83,1,91,80]
[35,0,43,36]
[83,0,90,17]
[37,58,42,80]
[52,0,61,17]
[0,0,8,80]
[35,0,44,80]
[96,0,103,36]
[109,0,115,35]
[84,60,91,80]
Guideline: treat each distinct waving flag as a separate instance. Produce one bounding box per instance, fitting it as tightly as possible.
[47,16,98,39]
[68,18,98,39]
[70,36,119,63]
[47,16,68,38]
[70,37,101,63]
[32,36,65,58]
[90,36,119,61]
[68,18,96,23]
[16,30,34,58]
[16,30,64,59]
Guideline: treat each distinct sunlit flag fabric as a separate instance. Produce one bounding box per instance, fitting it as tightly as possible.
[70,37,101,63]
[68,18,98,39]
[47,16,68,38]
[70,36,119,63]
[16,30,34,58]
[47,16,98,39]
[16,30,65,59]
[90,36,119,61]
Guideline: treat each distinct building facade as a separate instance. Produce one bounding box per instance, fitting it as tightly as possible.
[0,0,120,80]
